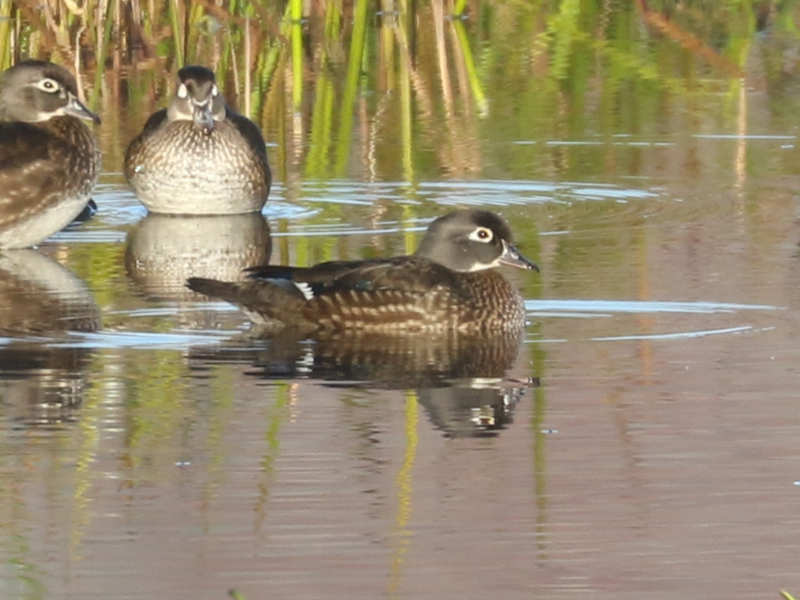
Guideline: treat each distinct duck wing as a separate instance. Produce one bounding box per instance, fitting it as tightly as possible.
[247,256,461,298]
[0,123,74,227]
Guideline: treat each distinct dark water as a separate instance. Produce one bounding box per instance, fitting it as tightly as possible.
[4,6,800,600]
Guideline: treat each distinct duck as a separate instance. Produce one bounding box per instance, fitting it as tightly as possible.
[187,209,538,335]
[0,60,100,249]
[124,65,271,215]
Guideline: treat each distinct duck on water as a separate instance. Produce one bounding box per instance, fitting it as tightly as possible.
[187,209,538,336]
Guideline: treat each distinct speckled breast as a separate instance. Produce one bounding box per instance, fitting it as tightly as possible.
[451,269,528,333]
[125,120,270,215]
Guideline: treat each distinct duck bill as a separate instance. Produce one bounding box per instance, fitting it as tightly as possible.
[192,102,215,132]
[64,93,101,124]
[499,240,539,272]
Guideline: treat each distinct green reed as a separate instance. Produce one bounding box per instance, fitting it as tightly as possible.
[4,0,798,197]
[451,17,487,118]
[333,0,369,176]
[91,1,114,108]
[304,0,341,178]
[0,1,13,69]
[397,0,414,182]
[452,0,468,18]
[169,0,183,66]
[290,0,302,109]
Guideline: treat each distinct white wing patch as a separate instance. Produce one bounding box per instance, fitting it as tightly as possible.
[294,281,315,300]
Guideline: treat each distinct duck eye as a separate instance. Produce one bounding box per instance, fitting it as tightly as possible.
[177,83,188,99]
[37,78,59,93]
[469,227,493,243]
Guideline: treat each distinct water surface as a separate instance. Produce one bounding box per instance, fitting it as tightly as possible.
[3,4,800,599]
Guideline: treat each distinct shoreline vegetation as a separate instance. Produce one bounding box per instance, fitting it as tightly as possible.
[0,1,795,183]
[1,1,798,282]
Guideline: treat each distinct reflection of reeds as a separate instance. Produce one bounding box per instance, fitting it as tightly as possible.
[2,0,777,193]
[634,0,744,77]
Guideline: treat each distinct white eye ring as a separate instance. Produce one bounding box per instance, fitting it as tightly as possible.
[177,83,188,98]
[468,227,493,243]
[211,85,219,97]
[36,78,59,93]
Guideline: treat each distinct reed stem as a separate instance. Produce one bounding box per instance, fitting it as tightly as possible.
[0,1,13,70]
[169,0,183,66]
[451,18,488,117]
[334,0,369,175]
[290,0,303,110]
[92,0,115,108]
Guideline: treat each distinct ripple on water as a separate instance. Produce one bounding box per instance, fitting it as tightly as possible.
[591,325,773,341]
[525,299,782,315]
[47,329,235,349]
[90,176,669,236]
[526,299,782,343]
[263,199,321,220]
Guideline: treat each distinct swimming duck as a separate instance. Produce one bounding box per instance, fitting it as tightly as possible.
[187,209,538,335]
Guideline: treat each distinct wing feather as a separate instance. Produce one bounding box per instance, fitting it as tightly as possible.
[0,123,71,227]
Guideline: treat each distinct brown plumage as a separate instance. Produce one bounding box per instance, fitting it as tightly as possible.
[187,209,538,335]
[124,65,270,215]
[0,60,100,248]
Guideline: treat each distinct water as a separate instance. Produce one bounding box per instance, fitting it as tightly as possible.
[4,5,800,599]
[3,165,798,598]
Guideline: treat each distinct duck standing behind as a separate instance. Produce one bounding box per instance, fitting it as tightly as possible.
[124,65,271,215]
[188,209,538,335]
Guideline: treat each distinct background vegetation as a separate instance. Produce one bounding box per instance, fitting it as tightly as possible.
[2,0,799,182]
[2,0,799,326]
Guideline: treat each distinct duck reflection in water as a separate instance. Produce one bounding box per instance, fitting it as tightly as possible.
[187,209,540,437]
[0,250,100,427]
[191,328,537,437]
[125,212,271,300]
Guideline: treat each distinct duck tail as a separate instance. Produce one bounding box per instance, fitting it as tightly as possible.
[186,277,243,304]
[186,277,308,327]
